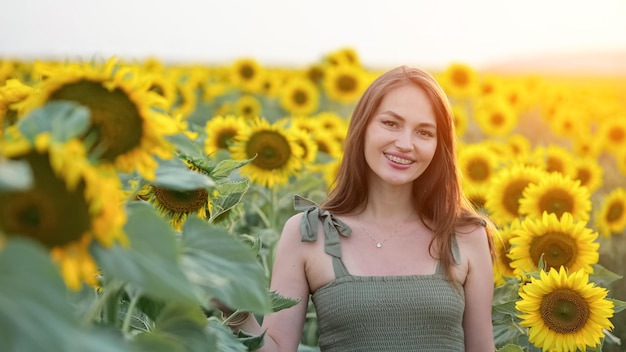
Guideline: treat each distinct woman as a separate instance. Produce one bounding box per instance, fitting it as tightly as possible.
[223,65,496,351]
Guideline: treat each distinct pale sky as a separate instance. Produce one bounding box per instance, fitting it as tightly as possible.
[1,0,625,70]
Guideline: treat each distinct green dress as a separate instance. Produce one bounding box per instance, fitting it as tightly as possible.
[297,198,466,352]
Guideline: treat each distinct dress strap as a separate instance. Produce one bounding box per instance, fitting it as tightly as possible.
[294,195,352,278]
[435,233,462,274]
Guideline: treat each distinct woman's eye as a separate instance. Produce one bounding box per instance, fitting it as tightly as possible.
[382,120,397,127]
[418,130,435,137]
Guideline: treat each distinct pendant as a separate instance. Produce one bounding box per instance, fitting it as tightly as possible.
[376,242,382,248]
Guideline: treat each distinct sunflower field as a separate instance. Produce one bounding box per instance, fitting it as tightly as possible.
[1,48,626,352]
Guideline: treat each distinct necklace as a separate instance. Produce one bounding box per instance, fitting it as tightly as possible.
[358,209,415,248]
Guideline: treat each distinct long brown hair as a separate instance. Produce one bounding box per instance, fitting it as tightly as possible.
[321,66,494,280]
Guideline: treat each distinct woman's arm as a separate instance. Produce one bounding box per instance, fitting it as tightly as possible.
[460,225,496,352]
[232,213,311,352]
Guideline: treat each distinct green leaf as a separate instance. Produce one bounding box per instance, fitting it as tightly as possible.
[590,263,623,287]
[492,301,518,318]
[17,101,91,143]
[210,180,250,222]
[236,329,266,351]
[0,159,32,191]
[153,157,215,191]
[92,202,198,303]
[206,318,248,352]
[179,217,271,314]
[0,238,129,352]
[609,297,626,314]
[496,344,524,352]
[269,290,301,312]
[166,133,207,161]
[211,158,254,180]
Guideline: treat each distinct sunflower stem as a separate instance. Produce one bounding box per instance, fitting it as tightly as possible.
[121,290,142,335]
[250,201,270,228]
[83,280,123,325]
[221,308,242,326]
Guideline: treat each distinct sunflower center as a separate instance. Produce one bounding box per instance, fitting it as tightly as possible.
[0,152,91,248]
[576,168,591,186]
[336,75,357,93]
[503,180,529,216]
[246,130,292,170]
[490,113,504,126]
[152,186,208,213]
[217,129,237,149]
[452,70,469,87]
[239,65,255,81]
[530,231,577,270]
[609,126,625,143]
[467,159,490,182]
[539,189,574,218]
[540,288,590,333]
[48,80,143,161]
[546,157,565,174]
[293,89,308,106]
[607,201,624,222]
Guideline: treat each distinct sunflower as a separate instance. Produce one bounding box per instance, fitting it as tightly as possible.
[548,107,585,139]
[450,104,469,138]
[509,212,599,275]
[324,47,362,67]
[204,115,249,154]
[516,267,614,352]
[519,171,592,222]
[287,125,318,166]
[321,159,341,191]
[230,58,265,93]
[538,145,577,179]
[463,183,489,212]
[484,164,544,226]
[439,62,478,98]
[571,157,603,194]
[478,75,504,99]
[235,94,262,121]
[617,148,626,176]
[505,134,532,160]
[502,81,529,114]
[473,97,517,137]
[573,133,603,159]
[0,79,33,129]
[278,115,316,134]
[310,128,344,160]
[323,64,366,104]
[594,187,626,238]
[0,134,127,290]
[138,161,213,232]
[458,142,501,189]
[493,219,520,286]
[229,117,303,188]
[598,116,626,155]
[259,69,285,98]
[19,58,178,181]
[279,77,319,116]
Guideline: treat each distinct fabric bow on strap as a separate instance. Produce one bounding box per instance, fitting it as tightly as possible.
[293,195,351,258]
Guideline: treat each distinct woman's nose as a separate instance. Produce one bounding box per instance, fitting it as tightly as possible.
[394,130,414,150]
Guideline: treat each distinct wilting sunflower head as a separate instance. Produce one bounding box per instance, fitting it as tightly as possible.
[509,212,599,275]
[594,187,626,238]
[279,77,319,116]
[484,164,544,226]
[204,115,249,154]
[229,117,303,188]
[144,183,212,232]
[323,64,366,104]
[458,142,500,188]
[0,136,127,290]
[516,267,614,352]
[519,172,592,222]
[19,58,178,181]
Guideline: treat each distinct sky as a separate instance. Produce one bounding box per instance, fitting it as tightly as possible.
[1,0,625,70]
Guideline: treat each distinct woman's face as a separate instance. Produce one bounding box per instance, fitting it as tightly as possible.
[364,84,438,188]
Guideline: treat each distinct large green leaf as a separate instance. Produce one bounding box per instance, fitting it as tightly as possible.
[211,158,254,180]
[153,157,215,191]
[179,217,271,313]
[496,345,524,352]
[0,238,129,352]
[210,180,250,222]
[92,202,198,303]
[17,101,91,143]
[132,302,217,352]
